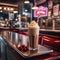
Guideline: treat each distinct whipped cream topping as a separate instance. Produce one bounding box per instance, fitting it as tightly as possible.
[29,21,39,29]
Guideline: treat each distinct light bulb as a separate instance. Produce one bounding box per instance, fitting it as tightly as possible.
[32,3,38,10]
[24,0,30,4]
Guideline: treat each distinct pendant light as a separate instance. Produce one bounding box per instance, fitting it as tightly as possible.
[24,0,30,4]
[32,0,38,10]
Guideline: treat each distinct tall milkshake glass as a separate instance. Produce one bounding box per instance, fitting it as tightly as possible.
[28,21,39,51]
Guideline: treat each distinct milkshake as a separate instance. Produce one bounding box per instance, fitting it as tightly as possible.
[28,21,39,50]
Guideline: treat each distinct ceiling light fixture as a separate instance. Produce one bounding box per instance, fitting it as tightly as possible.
[4,7,7,10]
[0,7,2,9]
[32,0,38,10]
[11,8,14,11]
[24,0,30,4]
[7,8,10,10]
[25,9,28,12]
[13,11,18,13]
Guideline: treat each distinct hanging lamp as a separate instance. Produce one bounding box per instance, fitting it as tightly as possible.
[32,0,38,10]
[24,0,30,4]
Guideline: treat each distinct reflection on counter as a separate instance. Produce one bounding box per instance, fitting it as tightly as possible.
[1,31,29,48]
[0,30,54,58]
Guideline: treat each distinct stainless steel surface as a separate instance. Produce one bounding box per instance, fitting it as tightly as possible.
[8,32,19,46]
[0,31,53,58]
[6,40,53,58]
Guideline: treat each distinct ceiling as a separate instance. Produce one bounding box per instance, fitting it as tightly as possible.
[0,0,34,4]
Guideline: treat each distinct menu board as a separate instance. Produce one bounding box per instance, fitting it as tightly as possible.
[48,0,53,9]
[53,4,59,16]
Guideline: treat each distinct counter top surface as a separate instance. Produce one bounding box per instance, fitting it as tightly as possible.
[0,36,60,60]
[0,30,60,60]
[40,29,60,32]
[0,27,60,32]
